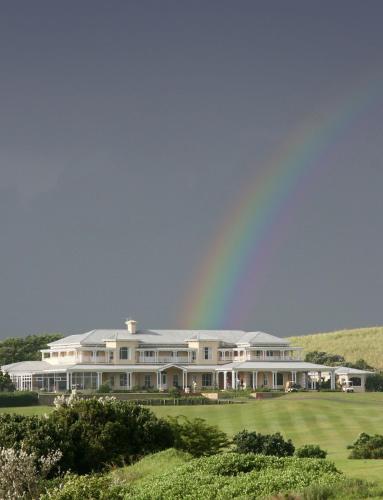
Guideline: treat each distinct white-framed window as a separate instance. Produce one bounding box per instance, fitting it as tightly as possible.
[120,373,128,387]
[191,351,196,361]
[119,347,130,360]
[263,374,268,386]
[144,375,151,388]
[202,373,212,387]
[173,374,179,387]
[204,347,212,360]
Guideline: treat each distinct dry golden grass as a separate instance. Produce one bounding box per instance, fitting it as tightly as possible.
[289,326,383,370]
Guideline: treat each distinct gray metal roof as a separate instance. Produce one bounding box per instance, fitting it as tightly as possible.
[334,366,374,375]
[3,361,223,374]
[216,361,335,371]
[48,329,290,348]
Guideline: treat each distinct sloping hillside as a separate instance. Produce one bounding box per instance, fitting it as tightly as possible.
[289,327,383,370]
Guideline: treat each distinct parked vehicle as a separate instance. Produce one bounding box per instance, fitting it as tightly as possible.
[342,381,354,393]
[285,381,299,393]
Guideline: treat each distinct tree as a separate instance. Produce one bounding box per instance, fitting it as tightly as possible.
[167,416,229,457]
[233,430,295,457]
[0,372,15,392]
[0,334,63,366]
[305,351,345,366]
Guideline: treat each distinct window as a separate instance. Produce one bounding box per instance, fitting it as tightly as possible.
[119,347,130,360]
[276,373,283,386]
[173,374,179,387]
[109,351,114,362]
[202,373,212,387]
[191,351,196,361]
[204,347,211,360]
[144,375,151,388]
[144,351,154,357]
[263,374,268,386]
[120,373,128,387]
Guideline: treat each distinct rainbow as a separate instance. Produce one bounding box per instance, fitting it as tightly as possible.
[180,81,380,328]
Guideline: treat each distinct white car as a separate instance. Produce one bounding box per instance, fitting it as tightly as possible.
[342,382,354,393]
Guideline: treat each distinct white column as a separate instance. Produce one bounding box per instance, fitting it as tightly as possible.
[330,370,336,390]
[223,371,227,390]
[272,371,277,389]
[66,372,70,391]
[291,371,297,383]
[232,371,236,389]
[97,372,102,389]
[252,372,255,390]
[93,351,97,363]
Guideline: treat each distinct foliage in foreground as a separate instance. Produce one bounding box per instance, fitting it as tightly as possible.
[348,432,383,459]
[233,429,295,457]
[0,397,174,474]
[0,447,61,500]
[42,450,383,500]
[167,416,229,457]
[123,453,342,500]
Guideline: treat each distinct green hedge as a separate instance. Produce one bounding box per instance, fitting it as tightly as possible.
[0,391,38,407]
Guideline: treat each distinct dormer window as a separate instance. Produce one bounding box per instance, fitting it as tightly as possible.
[119,347,130,360]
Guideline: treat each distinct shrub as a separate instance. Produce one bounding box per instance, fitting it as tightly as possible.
[233,429,295,457]
[0,391,38,407]
[167,387,181,398]
[97,384,111,393]
[295,444,327,459]
[348,432,383,459]
[127,452,342,499]
[48,396,174,473]
[0,447,61,499]
[41,473,124,500]
[0,397,175,474]
[167,416,228,457]
[365,373,383,392]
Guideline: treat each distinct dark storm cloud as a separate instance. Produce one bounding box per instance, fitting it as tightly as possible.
[0,1,382,336]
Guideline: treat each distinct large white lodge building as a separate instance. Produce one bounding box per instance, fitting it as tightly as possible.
[2,320,370,392]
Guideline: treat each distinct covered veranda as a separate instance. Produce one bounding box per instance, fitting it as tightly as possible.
[216,361,336,390]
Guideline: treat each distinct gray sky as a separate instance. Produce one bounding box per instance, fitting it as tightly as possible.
[0,1,382,337]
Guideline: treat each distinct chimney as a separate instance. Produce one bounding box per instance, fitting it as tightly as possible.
[125,318,137,334]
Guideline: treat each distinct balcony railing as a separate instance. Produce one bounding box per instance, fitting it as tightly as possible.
[138,356,192,364]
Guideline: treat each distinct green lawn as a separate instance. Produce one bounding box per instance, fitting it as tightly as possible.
[0,405,52,416]
[151,392,383,484]
[2,393,383,485]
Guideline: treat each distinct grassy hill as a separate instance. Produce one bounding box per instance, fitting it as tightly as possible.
[289,326,383,370]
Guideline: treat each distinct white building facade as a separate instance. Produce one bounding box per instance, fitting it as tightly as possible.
[3,320,338,392]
